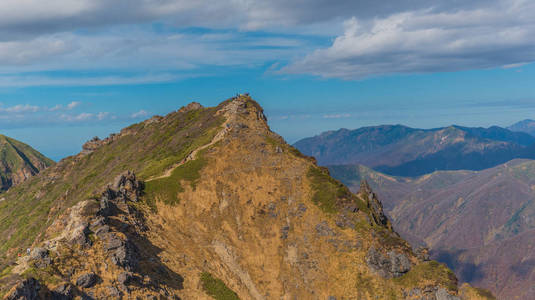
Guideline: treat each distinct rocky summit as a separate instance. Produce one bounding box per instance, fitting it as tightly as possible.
[0,95,493,299]
[0,135,54,192]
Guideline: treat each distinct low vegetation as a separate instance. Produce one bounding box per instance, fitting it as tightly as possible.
[393,261,458,292]
[307,166,367,214]
[200,272,240,300]
[144,150,208,209]
[307,166,346,213]
[0,104,224,270]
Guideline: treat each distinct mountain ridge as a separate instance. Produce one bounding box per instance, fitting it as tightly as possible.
[0,95,492,299]
[508,119,535,137]
[294,124,535,176]
[0,134,54,192]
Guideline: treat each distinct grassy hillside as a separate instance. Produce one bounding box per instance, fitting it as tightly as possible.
[0,103,224,269]
[0,134,54,191]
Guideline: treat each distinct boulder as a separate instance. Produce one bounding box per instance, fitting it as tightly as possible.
[30,247,51,269]
[388,250,411,277]
[366,247,411,278]
[436,288,461,300]
[315,221,337,237]
[105,286,122,298]
[51,283,74,300]
[117,271,134,286]
[110,242,137,270]
[76,273,98,288]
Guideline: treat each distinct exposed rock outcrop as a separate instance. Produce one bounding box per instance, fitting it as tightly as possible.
[178,101,203,113]
[3,278,41,300]
[365,246,411,278]
[360,180,390,227]
[75,272,98,288]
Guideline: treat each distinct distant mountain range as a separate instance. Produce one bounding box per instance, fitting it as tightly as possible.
[328,160,535,300]
[508,119,535,137]
[0,134,54,191]
[294,124,535,176]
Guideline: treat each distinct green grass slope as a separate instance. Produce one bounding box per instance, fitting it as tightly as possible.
[0,134,54,191]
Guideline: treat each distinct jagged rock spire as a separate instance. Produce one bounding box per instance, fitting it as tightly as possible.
[359,180,389,228]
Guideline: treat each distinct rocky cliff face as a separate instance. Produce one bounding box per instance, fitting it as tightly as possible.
[0,96,492,299]
[0,135,54,191]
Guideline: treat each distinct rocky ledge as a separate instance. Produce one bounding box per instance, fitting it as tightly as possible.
[4,171,177,299]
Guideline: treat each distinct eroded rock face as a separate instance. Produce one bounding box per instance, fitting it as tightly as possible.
[4,278,41,300]
[360,180,389,227]
[76,272,98,288]
[9,171,158,298]
[405,287,461,300]
[51,283,74,300]
[365,247,411,278]
[29,247,51,269]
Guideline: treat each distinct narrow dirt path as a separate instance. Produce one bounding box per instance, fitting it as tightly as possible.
[146,99,242,182]
[146,124,229,182]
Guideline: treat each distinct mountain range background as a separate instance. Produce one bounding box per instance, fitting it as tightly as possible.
[295,119,535,300]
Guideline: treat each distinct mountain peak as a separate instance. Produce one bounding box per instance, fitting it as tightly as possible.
[508,119,535,137]
[0,134,54,191]
[0,96,492,299]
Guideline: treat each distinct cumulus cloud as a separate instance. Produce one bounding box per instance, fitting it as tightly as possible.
[283,0,535,79]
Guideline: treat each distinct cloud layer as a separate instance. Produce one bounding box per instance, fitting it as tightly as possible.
[283,0,535,78]
[0,101,145,128]
[0,0,533,82]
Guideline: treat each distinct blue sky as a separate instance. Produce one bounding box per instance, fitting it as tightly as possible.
[1,0,535,160]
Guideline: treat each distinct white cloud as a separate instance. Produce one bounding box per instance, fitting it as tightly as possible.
[0,36,73,65]
[0,73,181,87]
[0,104,40,113]
[283,0,535,79]
[0,0,446,35]
[66,101,81,109]
[96,112,109,120]
[48,101,81,111]
[59,111,111,122]
[0,101,118,128]
[0,0,532,82]
[131,110,148,118]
